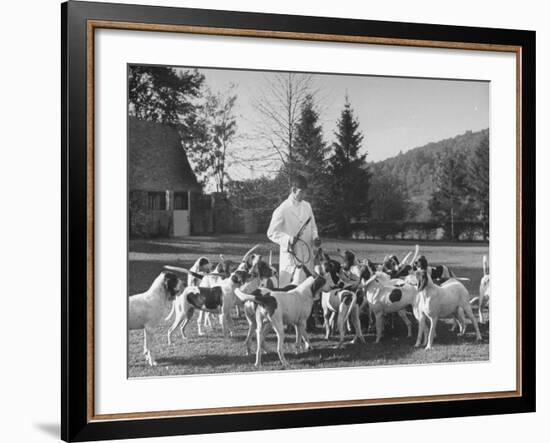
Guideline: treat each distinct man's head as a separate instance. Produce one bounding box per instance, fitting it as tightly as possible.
[290,175,308,202]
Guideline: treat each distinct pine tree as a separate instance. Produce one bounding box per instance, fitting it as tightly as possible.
[128,66,204,126]
[467,133,490,240]
[369,170,410,223]
[429,149,474,240]
[326,97,371,236]
[293,94,328,213]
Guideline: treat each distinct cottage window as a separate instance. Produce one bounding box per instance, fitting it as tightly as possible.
[147,192,166,210]
[174,192,189,210]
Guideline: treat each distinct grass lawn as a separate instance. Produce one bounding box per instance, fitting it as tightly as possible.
[128,235,489,378]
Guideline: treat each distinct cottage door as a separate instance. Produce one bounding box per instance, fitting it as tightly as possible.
[173,191,190,236]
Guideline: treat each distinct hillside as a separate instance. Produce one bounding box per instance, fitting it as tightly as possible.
[369,128,489,220]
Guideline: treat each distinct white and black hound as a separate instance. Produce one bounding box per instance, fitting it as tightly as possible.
[413,256,482,349]
[478,255,490,323]
[128,271,184,366]
[316,250,368,348]
[165,268,259,342]
[361,270,417,343]
[236,265,327,367]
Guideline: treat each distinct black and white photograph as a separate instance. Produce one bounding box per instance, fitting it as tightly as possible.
[127,64,490,377]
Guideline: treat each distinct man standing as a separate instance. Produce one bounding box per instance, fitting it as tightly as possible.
[267,175,321,286]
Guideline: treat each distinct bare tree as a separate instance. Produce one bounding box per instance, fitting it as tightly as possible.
[236,72,315,180]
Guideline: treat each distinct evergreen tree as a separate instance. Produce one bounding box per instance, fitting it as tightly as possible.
[326,97,371,236]
[467,133,490,240]
[369,170,410,222]
[429,149,475,240]
[293,94,329,214]
[128,66,204,126]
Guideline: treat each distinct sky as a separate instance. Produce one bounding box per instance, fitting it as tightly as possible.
[176,66,489,183]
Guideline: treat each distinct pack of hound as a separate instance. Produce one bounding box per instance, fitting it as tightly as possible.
[129,244,489,367]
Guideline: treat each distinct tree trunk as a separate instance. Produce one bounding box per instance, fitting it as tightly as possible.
[450,206,455,241]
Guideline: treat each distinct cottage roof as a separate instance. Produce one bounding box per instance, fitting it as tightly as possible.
[128,118,201,191]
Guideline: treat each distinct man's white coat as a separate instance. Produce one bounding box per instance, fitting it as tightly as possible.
[267,195,319,286]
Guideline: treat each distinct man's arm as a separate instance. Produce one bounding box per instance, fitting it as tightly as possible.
[267,205,290,247]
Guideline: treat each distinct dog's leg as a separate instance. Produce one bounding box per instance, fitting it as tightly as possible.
[420,316,434,346]
[254,311,266,367]
[478,293,485,324]
[367,310,376,333]
[254,324,264,367]
[415,315,426,347]
[271,318,288,367]
[329,312,337,336]
[450,317,458,332]
[463,303,483,341]
[221,304,235,338]
[259,321,271,354]
[245,313,256,356]
[245,323,254,355]
[350,307,366,344]
[323,309,332,340]
[226,299,236,337]
[143,328,148,355]
[336,304,349,349]
[456,307,467,336]
[298,320,312,351]
[294,324,301,354]
[144,328,157,366]
[426,316,438,350]
[180,308,194,340]
[219,312,226,337]
[167,305,186,345]
[398,310,412,338]
[374,312,384,343]
[197,310,205,336]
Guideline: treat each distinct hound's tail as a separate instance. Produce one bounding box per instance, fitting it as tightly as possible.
[483,255,489,276]
[234,288,259,303]
[342,291,357,325]
[235,288,277,316]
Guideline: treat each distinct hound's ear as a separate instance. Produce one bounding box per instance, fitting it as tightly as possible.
[415,255,428,271]
[416,271,428,290]
[232,271,249,284]
[311,276,326,294]
[367,259,377,273]
[359,265,371,282]
[258,261,272,278]
[163,272,178,297]
[251,288,264,297]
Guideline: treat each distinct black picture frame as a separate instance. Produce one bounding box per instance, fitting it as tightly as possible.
[62,1,536,441]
